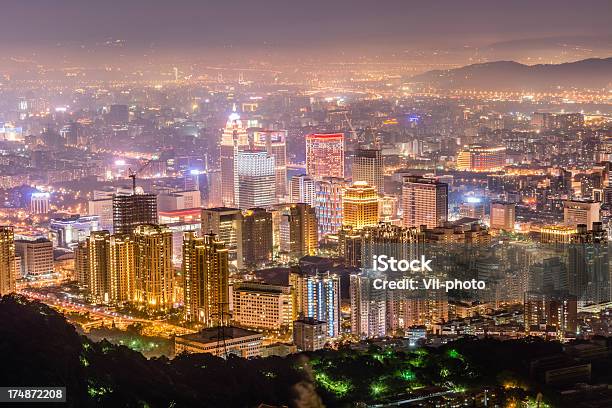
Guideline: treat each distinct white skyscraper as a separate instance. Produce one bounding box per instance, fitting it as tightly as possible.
[235,150,276,209]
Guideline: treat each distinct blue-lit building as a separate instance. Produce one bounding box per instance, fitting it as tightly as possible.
[290,271,341,338]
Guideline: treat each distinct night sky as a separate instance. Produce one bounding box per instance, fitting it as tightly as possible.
[1,0,610,49]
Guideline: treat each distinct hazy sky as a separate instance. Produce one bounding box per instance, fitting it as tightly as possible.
[2,0,611,50]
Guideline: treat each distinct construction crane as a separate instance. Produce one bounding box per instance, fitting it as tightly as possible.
[128,157,154,194]
[343,111,359,142]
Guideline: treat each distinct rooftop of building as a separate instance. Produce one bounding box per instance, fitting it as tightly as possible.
[178,326,261,344]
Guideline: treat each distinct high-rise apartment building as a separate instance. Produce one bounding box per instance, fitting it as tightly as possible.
[306,133,344,179]
[108,234,135,304]
[242,208,273,267]
[201,207,243,269]
[289,271,341,338]
[350,273,387,339]
[112,193,158,235]
[314,177,345,237]
[86,230,111,303]
[183,232,229,326]
[0,226,16,296]
[402,176,448,228]
[293,317,328,351]
[133,224,174,313]
[352,148,384,194]
[343,181,379,230]
[279,203,318,259]
[235,150,276,209]
[15,238,53,276]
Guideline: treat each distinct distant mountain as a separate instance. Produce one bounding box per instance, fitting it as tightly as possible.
[409,57,612,90]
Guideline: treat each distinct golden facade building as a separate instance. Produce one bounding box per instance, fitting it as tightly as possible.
[0,226,16,296]
[108,234,135,303]
[133,224,174,313]
[87,230,111,304]
[183,232,229,326]
[490,201,516,231]
[456,145,506,171]
[74,240,89,288]
[343,181,379,230]
[540,225,577,245]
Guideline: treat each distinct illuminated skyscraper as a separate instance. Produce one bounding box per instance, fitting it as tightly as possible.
[343,181,379,230]
[242,208,273,267]
[74,240,89,288]
[305,133,344,179]
[183,232,229,326]
[201,207,243,269]
[133,224,174,312]
[112,193,158,235]
[290,271,341,338]
[352,148,384,194]
[235,150,276,209]
[253,130,288,201]
[402,176,448,228]
[220,110,249,207]
[315,177,345,237]
[0,226,16,296]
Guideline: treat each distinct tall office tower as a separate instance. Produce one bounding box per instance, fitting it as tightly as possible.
[352,148,384,194]
[524,292,577,337]
[290,175,316,206]
[242,208,273,267]
[293,317,328,351]
[343,181,379,230]
[206,169,224,208]
[112,193,158,235]
[86,230,111,304]
[402,176,448,228]
[456,145,506,171]
[563,200,600,230]
[220,111,249,207]
[253,130,288,201]
[108,234,135,303]
[280,203,318,259]
[350,273,387,339]
[30,192,50,214]
[14,238,54,276]
[490,201,516,231]
[235,150,276,209]
[0,226,16,296]
[133,224,174,313]
[183,232,229,326]
[315,177,345,237]
[289,271,341,338]
[305,133,344,179]
[201,207,243,269]
[74,240,89,288]
[231,282,293,332]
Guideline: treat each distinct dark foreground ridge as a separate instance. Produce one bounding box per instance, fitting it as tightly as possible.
[1,294,611,407]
